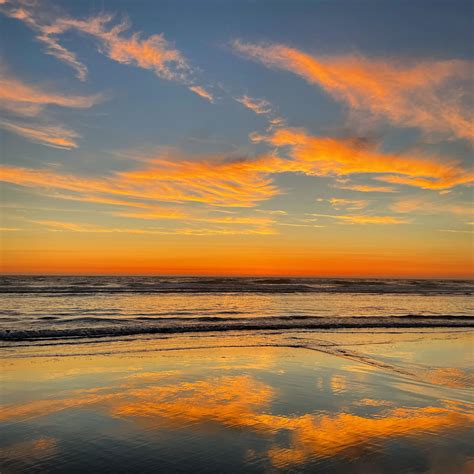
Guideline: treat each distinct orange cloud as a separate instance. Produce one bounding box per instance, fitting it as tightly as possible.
[91,23,189,81]
[114,209,274,226]
[233,40,473,142]
[0,2,88,80]
[267,117,286,130]
[375,174,474,191]
[44,193,156,209]
[1,3,192,83]
[0,65,101,148]
[253,128,473,190]
[317,198,368,211]
[31,219,275,236]
[0,119,79,149]
[189,86,214,102]
[333,183,397,193]
[391,196,474,215]
[0,66,101,116]
[236,95,272,115]
[32,220,165,234]
[310,213,408,225]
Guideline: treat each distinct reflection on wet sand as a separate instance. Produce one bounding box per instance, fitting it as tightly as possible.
[266,407,473,467]
[106,377,474,467]
[0,437,58,466]
[1,332,473,471]
[425,367,474,389]
[1,371,473,468]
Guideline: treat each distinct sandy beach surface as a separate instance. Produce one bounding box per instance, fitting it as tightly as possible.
[1,328,473,473]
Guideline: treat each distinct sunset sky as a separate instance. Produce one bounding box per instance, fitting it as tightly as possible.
[0,0,472,277]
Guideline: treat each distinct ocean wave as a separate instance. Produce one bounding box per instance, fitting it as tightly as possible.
[1,276,472,295]
[1,315,472,341]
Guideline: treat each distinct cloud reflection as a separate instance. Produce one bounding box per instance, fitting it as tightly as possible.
[2,370,472,469]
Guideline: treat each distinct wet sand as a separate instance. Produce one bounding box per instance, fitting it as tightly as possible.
[1,329,473,473]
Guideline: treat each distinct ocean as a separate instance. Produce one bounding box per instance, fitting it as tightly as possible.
[1,276,472,341]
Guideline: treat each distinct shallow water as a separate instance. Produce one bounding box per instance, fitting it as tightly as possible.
[0,277,472,340]
[1,330,473,473]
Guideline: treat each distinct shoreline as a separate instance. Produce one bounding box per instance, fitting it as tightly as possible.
[2,315,473,342]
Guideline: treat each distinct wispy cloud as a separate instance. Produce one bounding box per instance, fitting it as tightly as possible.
[189,86,214,102]
[333,183,397,193]
[0,65,101,148]
[0,119,80,149]
[309,213,409,225]
[0,66,101,116]
[59,14,190,82]
[32,219,276,236]
[252,128,473,190]
[391,196,474,216]
[438,229,473,234]
[235,95,272,115]
[316,198,368,211]
[1,0,211,97]
[0,1,88,80]
[115,210,274,227]
[233,40,473,142]
[172,227,276,236]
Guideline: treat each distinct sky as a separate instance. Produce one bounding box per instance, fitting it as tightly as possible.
[0,0,472,277]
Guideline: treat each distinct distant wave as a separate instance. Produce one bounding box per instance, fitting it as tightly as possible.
[1,315,472,341]
[1,276,473,295]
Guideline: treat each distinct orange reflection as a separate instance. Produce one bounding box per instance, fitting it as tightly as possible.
[0,437,58,464]
[4,371,471,468]
[266,407,473,467]
[106,376,473,466]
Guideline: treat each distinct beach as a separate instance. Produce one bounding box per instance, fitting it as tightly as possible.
[1,277,473,472]
[1,329,473,473]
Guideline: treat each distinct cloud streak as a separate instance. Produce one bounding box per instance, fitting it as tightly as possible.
[0,66,101,116]
[32,219,275,236]
[252,128,473,190]
[309,213,409,225]
[333,183,397,193]
[391,196,474,216]
[0,1,88,80]
[233,40,473,142]
[0,119,80,149]
[0,65,101,148]
[189,86,214,102]
[236,95,272,115]
[54,14,190,82]
[317,198,368,211]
